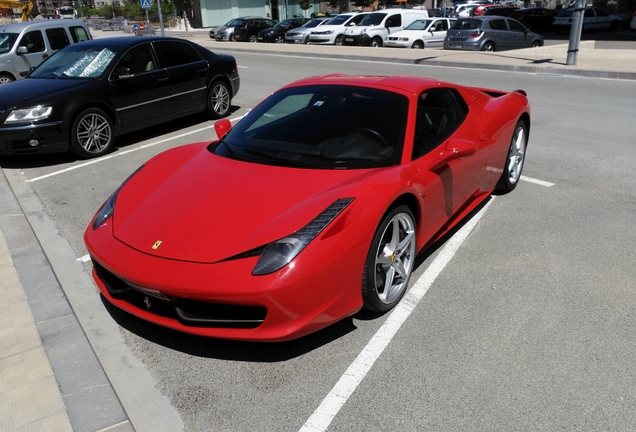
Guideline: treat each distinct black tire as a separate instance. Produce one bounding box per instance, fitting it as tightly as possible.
[275,35,284,44]
[362,205,417,313]
[481,41,495,52]
[497,119,527,193]
[0,73,15,85]
[530,40,541,48]
[207,80,231,119]
[334,34,343,46]
[411,41,424,49]
[229,34,234,41]
[70,108,114,159]
[249,34,257,43]
[370,37,383,48]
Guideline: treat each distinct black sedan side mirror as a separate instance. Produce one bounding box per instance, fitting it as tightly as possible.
[113,67,133,79]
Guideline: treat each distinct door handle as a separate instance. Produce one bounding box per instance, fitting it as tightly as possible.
[158,77,169,82]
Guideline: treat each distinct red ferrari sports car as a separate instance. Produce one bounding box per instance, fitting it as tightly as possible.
[85,75,530,342]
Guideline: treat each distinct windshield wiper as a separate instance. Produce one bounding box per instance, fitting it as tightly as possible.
[243,148,322,169]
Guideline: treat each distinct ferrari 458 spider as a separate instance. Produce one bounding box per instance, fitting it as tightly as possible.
[85,75,530,342]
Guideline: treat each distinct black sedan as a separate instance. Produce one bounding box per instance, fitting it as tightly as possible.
[256,18,309,43]
[509,7,557,31]
[0,37,240,158]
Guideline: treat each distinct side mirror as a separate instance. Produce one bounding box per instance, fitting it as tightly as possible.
[214,118,232,139]
[17,46,28,55]
[113,67,133,79]
[428,139,478,171]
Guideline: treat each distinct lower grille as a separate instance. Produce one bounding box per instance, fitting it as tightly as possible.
[93,260,266,329]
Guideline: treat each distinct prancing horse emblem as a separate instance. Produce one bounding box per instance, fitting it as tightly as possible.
[144,296,151,310]
[152,240,162,250]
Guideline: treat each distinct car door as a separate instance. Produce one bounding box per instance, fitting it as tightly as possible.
[426,19,450,46]
[108,42,172,130]
[410,88,487,241]
[488,18,510,49]
[11,29,48,79]
[507,18,529,48]
[152,40,208,116]
[593,8,611,30]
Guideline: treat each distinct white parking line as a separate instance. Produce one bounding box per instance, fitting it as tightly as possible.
[520,175,554,187]
[299,198,494,432]
[27,113,248,184]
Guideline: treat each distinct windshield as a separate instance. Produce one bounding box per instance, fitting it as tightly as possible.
[226,18,246,27]
[275,19,295,28]
[326,14,352,26]
[212,85,408,169]
[30,45,120,79]
[303,18,330,28]
[359,13,387,26]
[0,33,18,55]
[405,19,434,30]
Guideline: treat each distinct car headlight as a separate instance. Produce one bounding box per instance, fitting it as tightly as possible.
[4,106,52,124]
[91,165,145,230]
[252,198,354,275]
[321,30,333,35]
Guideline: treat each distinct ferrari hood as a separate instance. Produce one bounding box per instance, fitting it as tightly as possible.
[112,143,374,263]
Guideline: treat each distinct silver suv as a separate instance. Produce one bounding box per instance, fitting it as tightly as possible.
[0,19,92,85]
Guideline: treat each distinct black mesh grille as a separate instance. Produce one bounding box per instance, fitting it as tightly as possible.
[92,260,266,328]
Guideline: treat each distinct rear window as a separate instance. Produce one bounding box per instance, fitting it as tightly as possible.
[45,27,70,50]
[70,26,90,42]
[452,19,482,30]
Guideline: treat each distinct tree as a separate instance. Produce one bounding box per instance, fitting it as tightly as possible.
[299,0,312,11]
[353,0,375,8]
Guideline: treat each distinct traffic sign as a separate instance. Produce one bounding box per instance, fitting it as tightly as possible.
[141,0,151,10]
[138,23,146,31]
[133,24,139,31]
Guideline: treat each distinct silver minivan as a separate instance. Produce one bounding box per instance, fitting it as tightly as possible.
[0,19,92,85]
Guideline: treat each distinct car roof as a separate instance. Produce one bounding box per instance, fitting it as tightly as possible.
[0,19,87,33]
[60,36,192,49]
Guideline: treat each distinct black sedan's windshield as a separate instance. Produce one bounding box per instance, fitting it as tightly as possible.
[30,44,123,79]
[212,85,408,169]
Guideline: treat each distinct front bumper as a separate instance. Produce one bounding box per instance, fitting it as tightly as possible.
[0,121,68,155]
[342,34,371,46]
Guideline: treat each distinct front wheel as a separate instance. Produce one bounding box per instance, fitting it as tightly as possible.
[481,41,495,52]
[530,40,541,48]
[70,108,114,159]
[275,35,284,44]
[370,37,383,48]
[249,34,257,43]
[411,41,424,49]
[207,80,231,119]
[362,206,416,313]
[334,34,343,46]
[497,119,527,193]
[0,73,15,85]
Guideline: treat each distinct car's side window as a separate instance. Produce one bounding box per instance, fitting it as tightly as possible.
[117,44,156,75]
[595,8,608,17]
[584,9,594,18]
[489,19,507,31]
[508,20,525,32]
[45,27,70,50]
[412,88,468,160]
[153,41,193,68]
[433,20,448,31]
[70,26,90,43]
[386,15,401,27]
[19,30,45,53]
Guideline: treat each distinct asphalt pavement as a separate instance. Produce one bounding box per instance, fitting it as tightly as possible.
[0,27,634,431]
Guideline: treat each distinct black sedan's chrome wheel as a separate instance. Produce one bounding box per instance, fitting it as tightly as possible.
[70,108,114,158]
[362,205,416,312]
[207,81,231,119]
[497,119,527,192]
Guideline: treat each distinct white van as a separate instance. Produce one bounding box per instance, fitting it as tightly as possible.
[308,12,370,45]
[0,19,92,85]
[343,10,429,47]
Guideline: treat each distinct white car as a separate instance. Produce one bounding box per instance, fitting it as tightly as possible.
[385,18,456,49]
[553,7,621,34]
[308,12,369,45]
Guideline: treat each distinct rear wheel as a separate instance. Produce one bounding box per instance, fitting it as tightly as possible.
[249,34,257,43]
[530,40,541,48]
[70,108,114,158]
[411,40,424,49]
[481,41,495,52]
[207,81,231,119]
[275,35,284,43]
[497,119,527,193]
[362,206,416,313]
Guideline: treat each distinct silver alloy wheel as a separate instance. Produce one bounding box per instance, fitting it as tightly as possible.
[374,212,416,305]
[275,35,284,43]
[76,112,112,154]
[210,82,230,116]
[506,123,526,185]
